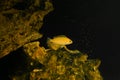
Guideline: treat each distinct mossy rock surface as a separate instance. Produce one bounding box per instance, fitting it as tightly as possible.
[0,0,53,58]
[22,41,103,80]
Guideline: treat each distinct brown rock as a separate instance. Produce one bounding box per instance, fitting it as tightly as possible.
[0,0,53,58]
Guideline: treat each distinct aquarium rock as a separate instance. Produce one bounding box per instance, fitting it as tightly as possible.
[22,40,103,80]
[0,0,53,58]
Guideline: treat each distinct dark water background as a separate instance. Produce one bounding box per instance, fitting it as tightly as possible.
[40,0,119,80]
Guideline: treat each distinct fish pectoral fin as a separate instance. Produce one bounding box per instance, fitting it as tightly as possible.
[63,46,80,54]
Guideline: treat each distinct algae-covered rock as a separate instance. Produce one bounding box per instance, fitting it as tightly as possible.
[37,49,103,80]
[21,41,103,80]
[0,0,53,58]
[7,37,103,80]
[23,41,47,64]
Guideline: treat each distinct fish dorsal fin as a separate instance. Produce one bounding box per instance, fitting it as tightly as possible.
[53,35,66,38]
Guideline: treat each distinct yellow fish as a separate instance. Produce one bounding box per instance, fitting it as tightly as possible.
[47,35,80,53]
[48,35,73,45]
[47,35,72,50]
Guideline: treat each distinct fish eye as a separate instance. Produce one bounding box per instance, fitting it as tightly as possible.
[69,40,72,43]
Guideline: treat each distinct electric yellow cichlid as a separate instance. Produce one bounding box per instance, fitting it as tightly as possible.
[48,35,73,45]
[47,35,80,53]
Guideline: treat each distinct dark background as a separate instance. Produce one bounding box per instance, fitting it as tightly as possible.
[40,0,119,80]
